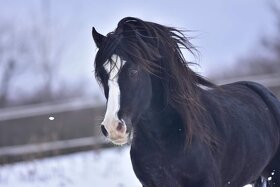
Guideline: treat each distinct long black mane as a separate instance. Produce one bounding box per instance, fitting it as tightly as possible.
[94,17,280,187]
[95,17,216,144]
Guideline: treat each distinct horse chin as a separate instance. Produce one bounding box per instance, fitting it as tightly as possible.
[110,136,128,145]
[110,131,134,145]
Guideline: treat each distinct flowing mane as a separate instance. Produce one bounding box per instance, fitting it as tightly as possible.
[95,17,215,144]
[93,17,280,186]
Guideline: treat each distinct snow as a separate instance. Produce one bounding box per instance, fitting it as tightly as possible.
[0,146,253,187]
[0,146,140,187]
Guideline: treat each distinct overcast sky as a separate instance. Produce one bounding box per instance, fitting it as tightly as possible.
[0,0,277,98]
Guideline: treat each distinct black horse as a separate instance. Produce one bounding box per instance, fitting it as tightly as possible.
[92,17,280,187]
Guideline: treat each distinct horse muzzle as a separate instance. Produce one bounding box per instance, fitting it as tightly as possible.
[100,119,129,145]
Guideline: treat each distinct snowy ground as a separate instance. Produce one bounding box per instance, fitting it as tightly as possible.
[0,146,253,187]
[0,146,140,187]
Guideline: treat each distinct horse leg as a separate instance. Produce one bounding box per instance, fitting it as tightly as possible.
[251,177,263,187]
[261,149,280,186]
[254,177,271,187]
[251,149,280,187]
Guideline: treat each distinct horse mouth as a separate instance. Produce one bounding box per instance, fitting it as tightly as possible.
[109,135,129,145]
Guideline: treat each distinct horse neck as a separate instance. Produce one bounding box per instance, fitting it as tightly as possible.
[135,76,185,144]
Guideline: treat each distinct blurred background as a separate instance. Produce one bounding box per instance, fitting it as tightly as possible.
[0,0,279,186]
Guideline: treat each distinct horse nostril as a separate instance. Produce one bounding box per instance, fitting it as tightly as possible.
[116,122,124,131]
[101,125,108,137]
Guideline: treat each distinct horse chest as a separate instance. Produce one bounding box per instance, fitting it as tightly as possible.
[130,137,217,187]
[130,145,182,187]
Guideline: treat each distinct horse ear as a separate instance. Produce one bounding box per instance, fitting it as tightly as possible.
[92,27,105,48]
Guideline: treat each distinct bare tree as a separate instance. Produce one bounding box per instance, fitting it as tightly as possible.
[213,1,280,80]
[262,1,280,61]
[0,22,30,107]
[29,0,67,100]
[0,0,75,107]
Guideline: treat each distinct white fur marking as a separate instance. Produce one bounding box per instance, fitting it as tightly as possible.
[103,55,122,122]
[101,55,128,145]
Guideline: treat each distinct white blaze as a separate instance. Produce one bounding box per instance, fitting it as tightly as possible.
[102,54,128,145]
[103,55,122,124]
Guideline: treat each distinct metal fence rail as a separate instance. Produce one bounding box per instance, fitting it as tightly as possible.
[215,73,280,87]
[0,137,110,164]
[0,137,105,157]
[0,98,102,121]
[0,73,279,122]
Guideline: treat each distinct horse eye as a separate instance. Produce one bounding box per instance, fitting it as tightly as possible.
[128,69,138,77]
